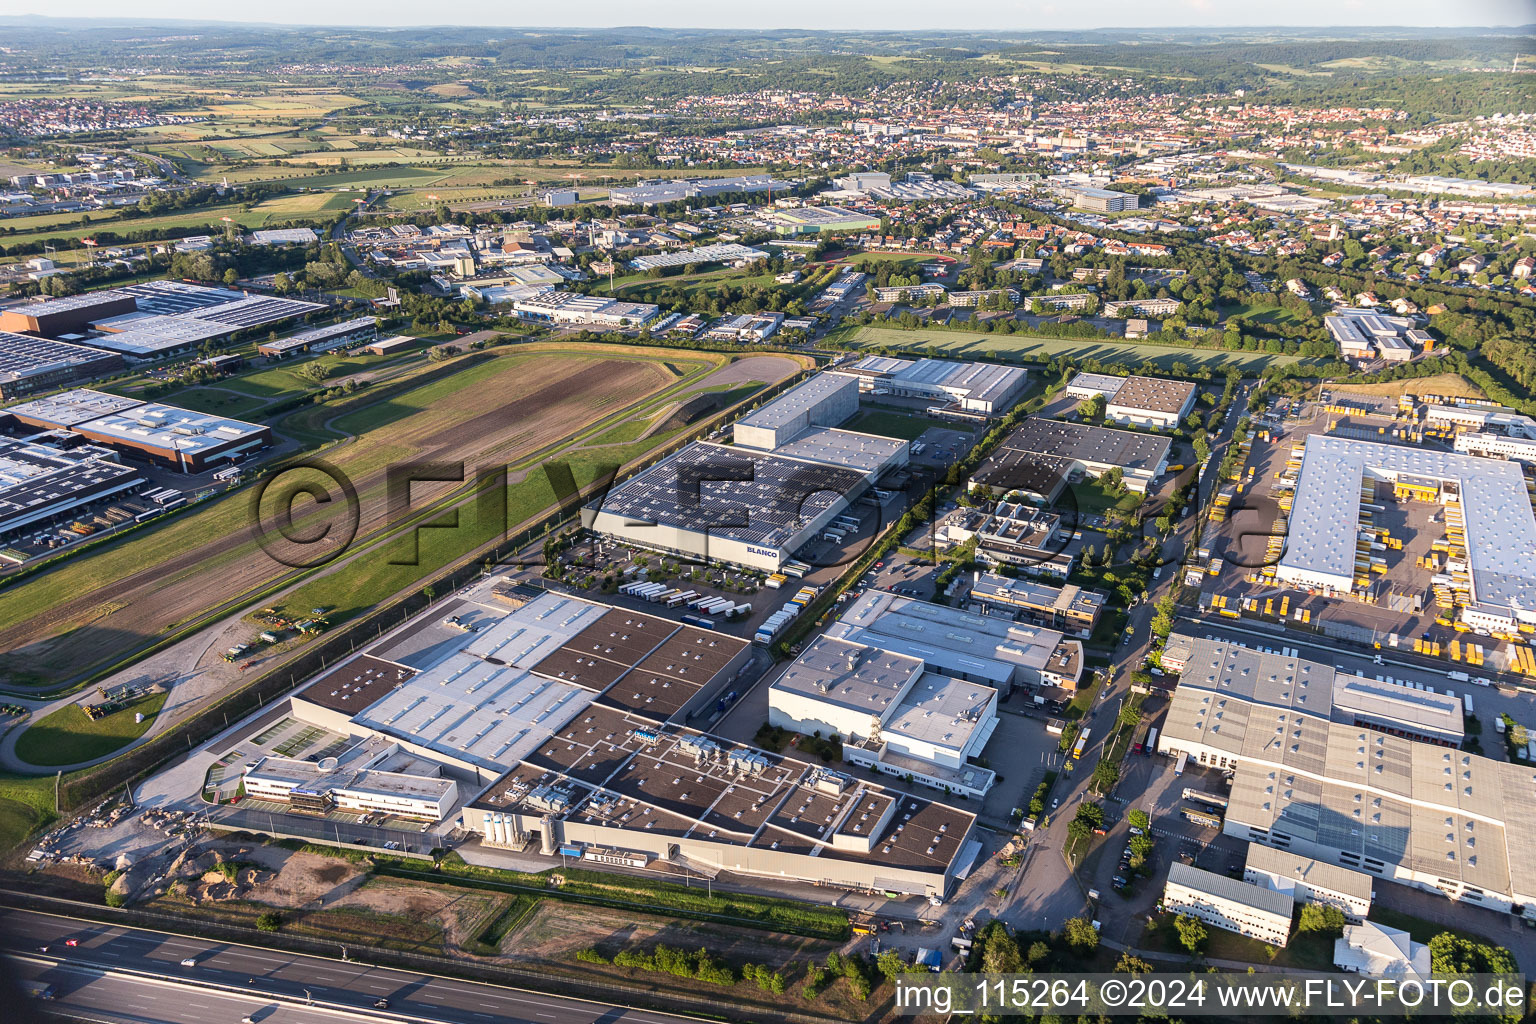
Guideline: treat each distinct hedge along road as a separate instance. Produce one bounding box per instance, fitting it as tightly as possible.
[0,349,803,773]
[835,324,1312,373]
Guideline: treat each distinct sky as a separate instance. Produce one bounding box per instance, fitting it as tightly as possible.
[25,0,1536,31]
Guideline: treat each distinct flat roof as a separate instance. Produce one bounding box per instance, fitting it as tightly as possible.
[116,280,246,315]
[262,316,378,352]
[1065,371,1127,396]
[86,315,234,356]
[735,374,857,434]
[1279,435,1536,612]
[3,388,141,427]
[0,438,139,526]
[2,290,134,316]
[1167,862,1294,918]
[299,655,417,714]
[771,426,906,474]
[772,635,924,716]
[591,441,863,549]
[827,590,1065,685]
[74,402,268,455]
[1244,843,1374,900]
[0,331,119,384]
[883,672,996,750]
[988,418,1170,473]
[1107,376,1197,416]
[192,296,326,329]
[1163,637,1536,900]
[351,652,594,770]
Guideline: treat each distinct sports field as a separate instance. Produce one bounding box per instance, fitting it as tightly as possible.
[833,325,1308,372]
[0,345,797,687]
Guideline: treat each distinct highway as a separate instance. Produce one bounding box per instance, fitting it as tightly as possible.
[2,909,702,1024]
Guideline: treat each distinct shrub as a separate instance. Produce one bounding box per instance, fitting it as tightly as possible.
[104,889,126,908]
[256,911,283,932]
[575,948,608,964]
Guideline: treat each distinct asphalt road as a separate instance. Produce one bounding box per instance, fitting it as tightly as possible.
[2,909,700,1024]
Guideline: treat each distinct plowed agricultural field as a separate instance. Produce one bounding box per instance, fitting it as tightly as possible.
[0,347,702,686]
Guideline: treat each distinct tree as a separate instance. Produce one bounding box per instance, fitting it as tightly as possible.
[1428,932,1517,975]
[1091,759,1120,792]
[1127,808,1151,831]
[1061,917,1100,954]
[1119,702,1144,729]
[298,361,331,384]
[1175,914,1207,955]
[1080,393,1106,421]
[1114,953,1153,974]
[1297,903,1345,936]
[980,929,1024,974]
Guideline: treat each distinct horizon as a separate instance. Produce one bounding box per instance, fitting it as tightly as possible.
[6,2,1534,32]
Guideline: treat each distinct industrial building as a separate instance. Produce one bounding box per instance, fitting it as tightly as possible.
[0,330,124,399]
[1063,372,1196,429]
[762,206,882,236]
[5,389,270,472]
[734,374,861,451]
[969,418,1171,500]
[1275,435,1536,630]
[608,175,791,206]
[256,317,378,359]
[940,504,1077,578]
[0,290,138,336]
[1162,863,1293,947]
[967,573,1105,637]
[824,589,1082,698]
[0,438,143,539]
[1325,308,1424,363]
[582,441,870,572]
[831,356,1028,416]
[1243,845,1374,920]
[242,742,458,821]
[628,243,768,272]
[1157,636,1536,920]
[511,290,659,328]
[279,586,980,899]
[770,636,998,799]
[1105,376,1197,430]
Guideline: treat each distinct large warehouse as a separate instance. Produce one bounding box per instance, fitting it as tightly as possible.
[583,441,871,571]
[5,389,270,472]
[1062,372,1196,429]
[0,331,124,399]
[823,589,1083,698]
[0,290,138,336]
[1276,435,1536,630]
[0,438,143,539]
[1157,636,1536,919]
[278,586,981,899]
[734,374,861,451]
[969,418,1171,499]
[832,356,1029,415]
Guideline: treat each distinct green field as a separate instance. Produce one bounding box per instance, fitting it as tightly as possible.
[845,408,952,440]
[834,325,1307,372]
[13,692,168,768]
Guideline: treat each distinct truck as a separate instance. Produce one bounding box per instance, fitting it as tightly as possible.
[1183,808,1223,830]
[1144,727,1158,754]
[22,980,54,1001]
[1174,751,1188,777]
[1182,788,1228,810]
[1071,728,1091,761]
[1463,693,1475,715]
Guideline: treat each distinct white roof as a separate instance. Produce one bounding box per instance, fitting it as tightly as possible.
[1280,435,1536,613]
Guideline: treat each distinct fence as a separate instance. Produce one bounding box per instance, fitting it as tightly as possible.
[0,890,852,1024]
